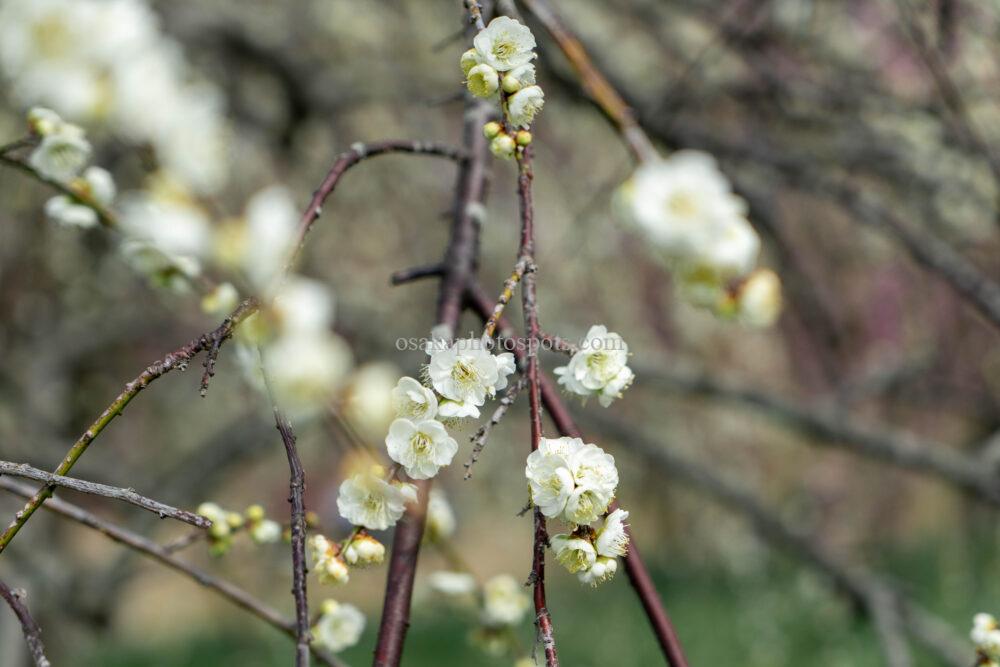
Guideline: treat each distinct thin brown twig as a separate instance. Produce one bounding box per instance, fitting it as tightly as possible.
[0,297,259,554]
[0,461,210,528]
[483,256,532,340]
[515,145,559,666]
[389,263,445,285]
[0,477,346,667]
[465,376,527,478]
[0,578,50,667]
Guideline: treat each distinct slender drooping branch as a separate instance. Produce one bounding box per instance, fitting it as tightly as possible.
[483,256,531,339]
[0,461,210,528]
[0,478,347,667]
[285,140,467,276]
[637,365,1000,504]
[465,376,527,478]
[581,413,970,667]
[0,297,259,554]
[464,282,691,667]
[515,147,559,666]
[0,578,51,667]
[273,411,311,666]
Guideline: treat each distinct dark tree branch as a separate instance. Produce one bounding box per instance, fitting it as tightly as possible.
[389,263,445,285]
[0,478,347,667]
[0,578,50,667]
[0,461,210,528]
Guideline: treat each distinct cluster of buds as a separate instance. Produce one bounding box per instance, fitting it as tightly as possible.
[243,504,282,545]
[483,121,531,159]
[550,509,629,586]
[309,531,386,587]
[196,502,246,556]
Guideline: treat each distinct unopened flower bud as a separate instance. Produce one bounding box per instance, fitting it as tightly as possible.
[482,121,503,139]
[226,512,244,529]
[515,130,532,146]
[27,107,62,136]
[460,49,480,76]
[735,269,782,328]
[502,73,523,94]
[250,519,282,544]
[245,504,266,522]
[353,534,385,566]
[490,134,516,159]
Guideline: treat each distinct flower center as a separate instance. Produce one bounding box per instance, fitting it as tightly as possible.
[451,359,480,389]
[363,493,385,516]
[493,38,517,61]
[410,432,432,456]
[666,191,698,218]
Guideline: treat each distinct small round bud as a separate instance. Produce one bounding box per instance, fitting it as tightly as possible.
[245,504,266,522]
[305,510,321,528]
[467,63,500,98]
[502,73,523,94]
[459,49,480,76]
[515,130,532,146]
[320,599,340,616]
[226,512,244,529]
[250,519,282,544]
[735,269,782,328]
[490,134,516,159]
[322,556,350,585]
[482,121,502,139]
[27,107,62,136]
[353,534,385,566]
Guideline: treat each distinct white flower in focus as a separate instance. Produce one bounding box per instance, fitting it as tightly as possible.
[312,599,365,653]
[29,124,91,182]
[426,337,506,418]
[577,556,618,587]
[473,17,536,72]
[595,508,630,558]
[481,574,530,627]
[506,85,544,128]
[391,376,438,421]
[973,613,1000,659]
[467,63,500,98]
[385,418,459,480]
[343,533,385,566]
[501,63,536,94]
[554,325,634,407]
[426,487,456,541]
[525,437,618,524]
[249,519,282,544]
[525,438,577,519]
[736,269,782,328]
[428,570,477,596]
[310,534,349,585]
[337,469,417,531]
[550,534,596,574]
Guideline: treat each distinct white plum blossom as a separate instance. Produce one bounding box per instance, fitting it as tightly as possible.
[28,122,91,182]
[973,613,1000,660]
[481,574,530,627]
[249,519,282,545]
[473,17,536,72]
[201,282,240,317]
[270,277,336,336]
[343,533,385,567]
[426,337,514,419]
[385,418,459,480]
[312,599,365,653]
[426,487,457,541]
[577,556,619,587]
[554,325,634,407]
[240,185,299,289]
[118,177,212,274]
[337,469,417,531]
[506,85,545,128]
[342,362,400,441]
[391,376,438,421]
[262,333,352,414]
[43,166,116,229]
[525,437,618,524]
[467,63,500,98]
[736,268,783,328]
[550,534,596,574]
[595,508,630,558]
[310,534,350,585]
[428,570,477,596]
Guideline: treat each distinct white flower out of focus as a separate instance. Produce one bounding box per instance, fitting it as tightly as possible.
[425,337,515,419]
[428,570,477,597]
[309,534,350,585]
[337,468,417,531]
[525,436,619,525]
[736,268,783,328]
[28,120,91,183]
[506,85,545,128]
[270,277,336,336]
[391,376,438,421]
[972,613,1000,660]
[262,332,352,413]
[554,325,634,407]
[239,185,299,289]
[473,17,536,72]
[44,166,116,229]
[426,487,457,541]
[481,574,530,627]
[249,519,282,545]
[312,599,365,653]
[342,362,400,442]
[385,418,459,480]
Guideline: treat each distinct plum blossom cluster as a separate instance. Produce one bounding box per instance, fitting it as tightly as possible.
[554,325,634,407]
[0,0,229,193]
[195,502,283,556]
[616,150,783,327]
[460,17,544,159]
[973,613,1000,666]
[23,108,116,230]
[525,436,629,586]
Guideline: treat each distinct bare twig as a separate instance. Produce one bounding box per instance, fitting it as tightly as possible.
[0,477,346,667]
[389,263,445,285]
[0,461,210,528]
[465,376,527,478]
[0,578,50,667]
[483,256,531,340]
[0,297,259,553]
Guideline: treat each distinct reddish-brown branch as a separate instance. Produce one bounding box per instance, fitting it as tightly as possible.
[464,282,690,667]
[0,578,50,667]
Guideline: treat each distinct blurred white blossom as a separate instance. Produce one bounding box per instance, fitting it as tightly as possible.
[428,570,477,596]
[426,487,456,541]
[312,599,365,653]
[481,574,530,627]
